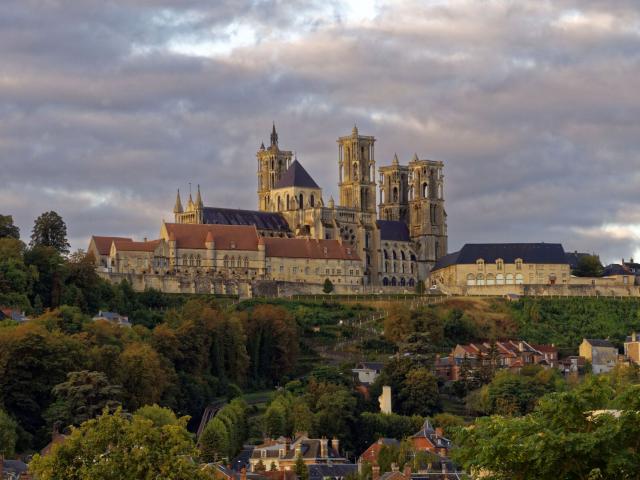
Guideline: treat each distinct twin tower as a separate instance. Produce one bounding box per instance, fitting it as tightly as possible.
[255,124,447,281]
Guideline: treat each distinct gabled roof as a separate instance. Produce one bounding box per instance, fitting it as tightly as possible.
[112,239,161,252]
[273,160,320,189]
[90,235,132,255]
[263,237,360,261]
[308,464,357,480]
[164,223,259,251]
[433,243,567,271]
[603,263,632,276]
[201,207,290,233]
[377,220,411,242]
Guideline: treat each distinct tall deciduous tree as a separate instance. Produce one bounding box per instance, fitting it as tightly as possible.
[0,408,18,457]
[573,254,604,277]
[29,408,214,480]
[0,214,20,240]
[30,211,70,255]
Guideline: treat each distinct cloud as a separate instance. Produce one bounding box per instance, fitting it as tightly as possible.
[1,0,639,265]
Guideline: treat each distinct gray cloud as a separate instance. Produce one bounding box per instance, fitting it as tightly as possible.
[1,0,639,264]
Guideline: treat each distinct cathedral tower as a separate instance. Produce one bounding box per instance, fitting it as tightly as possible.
[378,153,409,223]
[337,126,376,213]
[257,123,293,211]
[408,153,447,277]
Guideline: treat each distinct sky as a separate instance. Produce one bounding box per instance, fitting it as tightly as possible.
[1,0,639,264]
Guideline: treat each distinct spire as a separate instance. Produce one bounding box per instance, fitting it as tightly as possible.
[173,189,183,214]
[392,153,399,165]
[270,122,278,146]
[352,124,358,136]
[188,192,194,210]
[195,184,203,208]
[412,152,419,162]
[260,142,265,150]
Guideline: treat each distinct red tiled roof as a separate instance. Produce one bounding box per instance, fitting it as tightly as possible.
[112,239,161,252]
[91,236,132,255]
[531,344,558,353]
[164,223,259,251]
[263,237,360,260]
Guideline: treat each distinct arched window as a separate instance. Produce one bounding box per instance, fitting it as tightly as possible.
[486,274,495,285]
[383,250,389,259]
[393,187,398,202]
[401,263,406,273]
[392,250,397,260]
[401,251,406,261]
[196,255,201,267]
[286,194,290,210]
[515,273,524,284]
[383,277,389,286]
[422,183,428,198]
[385,261,390,273]
[408,278,415,287]
[477,273,485,286]
[190,255,195,266]
[182,254,188,266]
[381,189,385,203]
[277,196,281,211]
[438,184,443,199]
[298,193,304,210]
[223,255,229,268]
[244,257,249,268]
[466,274,476,286]
[391,277,397,286]
[506,273,514,285]
[515,259,523,270]
[230,256,235,268]
[477,259,485,270]
[310,194,315,207]
[496,273,505,285]
[496,259,504,270]
[400,278,406,286]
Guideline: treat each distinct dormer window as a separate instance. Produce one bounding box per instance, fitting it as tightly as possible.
[496,259,504,270]
[476,259,485,270]
[515,258,523,270]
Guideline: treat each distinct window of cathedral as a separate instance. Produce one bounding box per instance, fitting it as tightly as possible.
[477,259,485,270]
[506,273,514,284]
[477,273,485,286]
[383,277,389,286]
[496,259,504,270]
[516,273,524,284]
[422,183,428,198]
[515,259,523,270]
[299,193,304,210]
[496,274,505,285]
[391,277,397,286]
[310,194,315,207]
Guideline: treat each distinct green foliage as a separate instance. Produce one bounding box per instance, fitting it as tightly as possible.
[29,408,214,480]
[135,404,181,427]
[0,214,20,240]
[30,211,70,255]
[431,413,465,436]
[45,370,121,428]
[200,400,247,462]
[200,417,230,462]
[295,454,309,480]
[0,408,18,457]
[452,372,640,480]
[358,412,424,445]
[323,278,334,294]
[573,254,604,277]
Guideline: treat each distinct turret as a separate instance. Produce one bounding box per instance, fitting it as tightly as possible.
[195,184,204,209]
[270,122,278,146]
[173,189,183,214]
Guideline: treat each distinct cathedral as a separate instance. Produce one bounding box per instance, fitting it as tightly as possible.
[171,124,448,288]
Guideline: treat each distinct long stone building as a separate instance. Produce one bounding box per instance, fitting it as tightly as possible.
[89,125,448,294]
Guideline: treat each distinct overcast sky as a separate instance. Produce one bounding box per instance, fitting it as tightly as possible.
[1,0,639,263]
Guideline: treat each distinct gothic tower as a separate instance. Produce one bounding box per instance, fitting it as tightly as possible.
[337,125,376,213]
[257,123,293,211]
[408,153,447,277]
[378,153,409,223]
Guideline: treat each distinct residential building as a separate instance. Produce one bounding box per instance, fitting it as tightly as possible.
[624,332,640,364]
[92,311,131,327]
[0,308,29,323]
[579,339,618,374]
[430,243,571,292]
[249,434,348,472]
[602,264,635,286]
[358,438,400,467]
[410,420,452,457]
[352,362,384,385]
[1,456,31,480]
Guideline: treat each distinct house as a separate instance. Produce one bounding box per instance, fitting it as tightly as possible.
[410,420,452,457]
[249,434,348,472]
[559,356,586,376]
[92,311,131,327]
[373,461,468,480]
[624,332,640,365]
[358,438,400,467]
[352,362,384,385]
[579,339,618,374]
[602,264,635,286]
[307,464,358,480]
[0,308,29,323]
[437,340,558,381]
[1,456,31,479]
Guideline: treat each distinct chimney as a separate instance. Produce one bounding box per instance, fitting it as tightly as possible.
[320,438,328,458]
[403,464,412,478]
[241,467,247,480]
[143,237,148,242]
[331,437,339,456]
[295,443,302,458]
[435,427,444,437]
[372,466,380,480]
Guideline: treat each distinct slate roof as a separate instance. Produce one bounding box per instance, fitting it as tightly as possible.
[603,264,632,276]
[2,459,29,477]
[308,463,357,480]
[201,207,291,233]
[358,362,384,371]
[273,160,320,189]
[584,339,616,348]
[377,220,411,242]
[432,243,567,271]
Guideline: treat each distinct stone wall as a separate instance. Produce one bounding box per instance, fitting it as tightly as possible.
[442,283,640,297]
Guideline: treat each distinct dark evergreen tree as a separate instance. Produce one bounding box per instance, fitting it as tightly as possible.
[0,214,20,240]
[30,211,70,255]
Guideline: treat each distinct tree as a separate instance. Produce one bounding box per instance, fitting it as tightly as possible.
[573,254,604,277]
[116,342,169,410]
[323,278,334,294]
[200,417,230,462]
[135,404,181,427]
[45,370,121,427]
[30,211,70,255]
[295,454,309,480]
[0,408,18,457]
[29,408,214,480]
[0,214,20,240]
[398,368,440,416]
